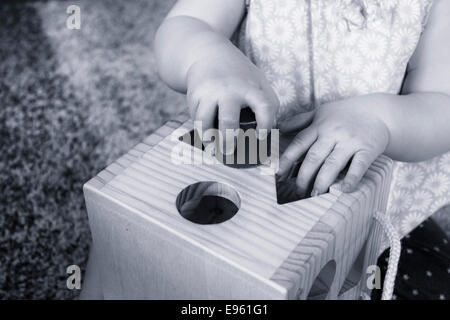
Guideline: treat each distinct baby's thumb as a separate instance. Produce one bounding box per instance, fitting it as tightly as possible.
[278,111,315,133]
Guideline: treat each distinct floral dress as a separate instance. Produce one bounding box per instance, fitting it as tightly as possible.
[238,0,450,239]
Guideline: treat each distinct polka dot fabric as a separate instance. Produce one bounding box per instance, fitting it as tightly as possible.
[373,218,450,300]
[239,0,450,238]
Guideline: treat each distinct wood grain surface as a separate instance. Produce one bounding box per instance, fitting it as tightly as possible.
[83,115,393,299]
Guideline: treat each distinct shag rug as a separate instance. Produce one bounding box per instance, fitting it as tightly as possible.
[1,0,449,300]
[0,0,184,299]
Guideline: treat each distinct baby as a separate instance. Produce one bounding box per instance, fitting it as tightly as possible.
[155,0,450,196]
[155,0,450,300]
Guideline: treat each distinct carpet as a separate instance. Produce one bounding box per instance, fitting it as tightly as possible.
[0,0,184,299]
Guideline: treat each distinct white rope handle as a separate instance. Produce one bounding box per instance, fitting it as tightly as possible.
[373,211,401,300]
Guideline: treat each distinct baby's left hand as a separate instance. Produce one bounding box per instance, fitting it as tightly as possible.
[278,98,390,197]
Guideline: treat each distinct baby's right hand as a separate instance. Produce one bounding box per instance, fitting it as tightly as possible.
[186,45,279,142]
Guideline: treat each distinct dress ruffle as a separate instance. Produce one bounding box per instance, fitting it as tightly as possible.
[322,0,399,33]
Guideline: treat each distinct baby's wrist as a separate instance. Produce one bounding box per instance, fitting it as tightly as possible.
[185,40,239,84]
[361,93,402,155]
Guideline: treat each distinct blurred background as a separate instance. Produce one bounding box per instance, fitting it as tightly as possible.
[0,0,184,299]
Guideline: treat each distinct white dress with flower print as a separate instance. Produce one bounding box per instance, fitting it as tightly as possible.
[239,0,449,238]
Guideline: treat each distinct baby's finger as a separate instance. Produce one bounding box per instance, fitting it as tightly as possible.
[244,90,275,138]
[296,138,335,197]
[278,111,315,133]
[278,127,317,179]
[187,88,201,119]
[312,146,354,195]
[195,97,217,141]
[342,150,377,193]
[218,97,241,155]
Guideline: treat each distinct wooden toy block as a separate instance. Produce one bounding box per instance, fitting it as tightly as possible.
[83,114,393,299]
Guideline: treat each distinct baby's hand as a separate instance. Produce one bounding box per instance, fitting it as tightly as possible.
[278,97,390,197]
[186,45,279,144]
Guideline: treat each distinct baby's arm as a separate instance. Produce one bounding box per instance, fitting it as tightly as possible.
[154,0,245,92]
[279,0,450,196]
[154,0,279,142]
[380,0,450,161]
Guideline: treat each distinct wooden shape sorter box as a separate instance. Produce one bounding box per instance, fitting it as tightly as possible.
[82,114,393,300]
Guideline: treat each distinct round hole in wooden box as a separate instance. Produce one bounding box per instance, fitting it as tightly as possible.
[176,181,241,225]
[307,260,337,300]
[338,241,367,297]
